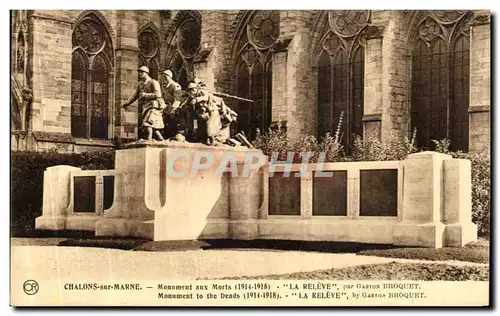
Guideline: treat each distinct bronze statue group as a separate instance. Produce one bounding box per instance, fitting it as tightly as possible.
[122,66,252,147]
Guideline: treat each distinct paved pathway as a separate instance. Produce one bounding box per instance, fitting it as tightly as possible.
[11,245,487,281]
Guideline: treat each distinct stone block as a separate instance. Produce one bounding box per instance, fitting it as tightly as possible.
[393,221,446,248]
[65,215,101,231]
[442,159,478,246]
[401,151,452,222]
[35,165,81,230]
[35,218,66,230]
[229,220,260,240]
[393,151,452,248]
[445,223,478,247]
[346,220,396,244]
[96,142,267,241]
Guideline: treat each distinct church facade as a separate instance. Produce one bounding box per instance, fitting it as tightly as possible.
[11,10,491,153]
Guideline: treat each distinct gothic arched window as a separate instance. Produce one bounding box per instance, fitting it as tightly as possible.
[71,51,88,138]
[138,29,160,80]
[169,52,188,88]
[410,11,471,151]
[233,10,278,140]
[165,12,201,89]
[71,13,114,139]
[316,10,369,150]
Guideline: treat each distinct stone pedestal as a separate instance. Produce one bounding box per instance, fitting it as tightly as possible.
[443,159,478,246]
[393,152,452,248]
[95,141,267,241]
[35,165,81,230]
[94,145,157,239]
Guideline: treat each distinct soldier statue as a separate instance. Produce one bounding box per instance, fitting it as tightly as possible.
[160,69,186,142]
[121,66,166,141]
[184,81,238,146]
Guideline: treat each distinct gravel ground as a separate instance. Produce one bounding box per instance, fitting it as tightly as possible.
[220,262,489,281]
[357,239,489,264]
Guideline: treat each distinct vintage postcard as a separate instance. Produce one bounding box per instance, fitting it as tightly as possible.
[10,9,491,307]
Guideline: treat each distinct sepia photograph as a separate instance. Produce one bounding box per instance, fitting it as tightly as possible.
[9,6,491,307]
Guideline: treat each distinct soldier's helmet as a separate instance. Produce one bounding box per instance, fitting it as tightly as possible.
[163,69,173,78]
[137,66,150,74]
[187,82,198,91]
[193,77,206,88]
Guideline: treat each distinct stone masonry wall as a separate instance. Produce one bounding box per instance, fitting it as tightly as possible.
[307,11,328,139]
[198,10,235,94]
[136,10,161,34]
[378,10,409,143]
[362,11,385,140]
[277,10,315,139]
[17,10,491,153]
[30,11,74,134]
[115,11,140,141]
[469,14,491,153]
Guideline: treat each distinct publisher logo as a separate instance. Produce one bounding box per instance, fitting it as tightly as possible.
[23,280,39,295]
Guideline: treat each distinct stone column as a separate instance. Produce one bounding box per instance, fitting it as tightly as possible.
[273,11,314,139]
[193,48,215,91]
[393,151,452,248]
[35,165,81,230]
[271,49,288,124]
[197,11,231,93]
[379,11,408,143]
[114,11,140,141]
[285,30,314,139]
[362,26,384,139]
[469,13,491,153]
[443,159,477,246]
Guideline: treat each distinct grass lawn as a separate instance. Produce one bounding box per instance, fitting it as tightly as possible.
[357,239,489,264]
[220,262,489,281]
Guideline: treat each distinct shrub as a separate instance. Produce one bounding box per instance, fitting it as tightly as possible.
[350,129,418,162]
[252,120,293,161]
[317,113,344,162]
[11,149,115,236]
[317,132,344,163]
[253,113,345,163]
[464,151,490,236]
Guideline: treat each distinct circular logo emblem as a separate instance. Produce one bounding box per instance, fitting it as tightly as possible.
[23,280,39,295]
